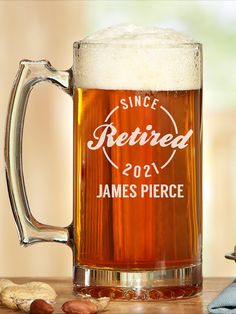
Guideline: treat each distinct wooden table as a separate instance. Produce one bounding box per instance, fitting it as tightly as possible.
[0,278,231,313]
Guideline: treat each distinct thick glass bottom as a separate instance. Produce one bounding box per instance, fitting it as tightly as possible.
[73,264,202,300]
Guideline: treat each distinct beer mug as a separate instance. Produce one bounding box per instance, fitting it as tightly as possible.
[5,25,202,300]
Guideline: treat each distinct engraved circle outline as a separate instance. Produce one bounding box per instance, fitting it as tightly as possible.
[102,104,179,174]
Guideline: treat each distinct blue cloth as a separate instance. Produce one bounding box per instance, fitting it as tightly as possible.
[208,281,236,313]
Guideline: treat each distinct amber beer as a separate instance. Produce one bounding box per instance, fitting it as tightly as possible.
[74,90,202,291]
[73,26,202,299]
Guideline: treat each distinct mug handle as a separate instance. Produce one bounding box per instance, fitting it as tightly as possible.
[5,60,73,246]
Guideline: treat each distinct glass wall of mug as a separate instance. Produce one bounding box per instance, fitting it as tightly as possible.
[72,40,202,299]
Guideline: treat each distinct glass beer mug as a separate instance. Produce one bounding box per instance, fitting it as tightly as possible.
[5,25,202,300]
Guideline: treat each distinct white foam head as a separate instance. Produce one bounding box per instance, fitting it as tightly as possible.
[74,24,202,90]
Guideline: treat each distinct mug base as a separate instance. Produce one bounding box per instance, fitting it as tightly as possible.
[73,263,202,300]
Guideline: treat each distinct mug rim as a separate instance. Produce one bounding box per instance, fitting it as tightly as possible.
[73,41,202,48]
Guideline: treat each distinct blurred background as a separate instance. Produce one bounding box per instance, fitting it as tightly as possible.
[1,0,236,278]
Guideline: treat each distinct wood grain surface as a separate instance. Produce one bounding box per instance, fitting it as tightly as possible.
[0,278,231,313]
